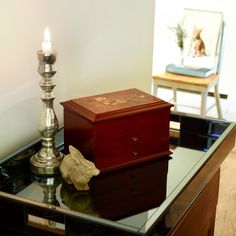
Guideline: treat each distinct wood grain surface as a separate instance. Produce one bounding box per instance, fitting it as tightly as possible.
[215,141,236,236]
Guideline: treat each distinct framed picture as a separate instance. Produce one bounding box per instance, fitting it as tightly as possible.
[182,8,224,70]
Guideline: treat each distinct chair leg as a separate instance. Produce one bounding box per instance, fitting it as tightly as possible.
[173,87,177,111]
[214,84,223,119]
[152,82,158,96]
[200,90,207,117]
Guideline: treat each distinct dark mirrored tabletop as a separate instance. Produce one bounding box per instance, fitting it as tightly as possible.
[0,112,235,236]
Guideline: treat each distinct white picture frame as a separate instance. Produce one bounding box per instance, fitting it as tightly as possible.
[182,9,224,70]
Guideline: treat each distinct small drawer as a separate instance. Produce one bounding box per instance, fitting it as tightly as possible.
[95,124,169,154]
[95,137,169,171]
[95,108,170,139]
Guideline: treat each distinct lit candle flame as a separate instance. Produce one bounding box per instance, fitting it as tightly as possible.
[42,27,52,53]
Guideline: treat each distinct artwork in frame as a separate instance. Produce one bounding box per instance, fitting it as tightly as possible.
[166,9,224,77]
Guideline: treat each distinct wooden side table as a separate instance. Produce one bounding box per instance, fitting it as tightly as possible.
[152,72,223,119]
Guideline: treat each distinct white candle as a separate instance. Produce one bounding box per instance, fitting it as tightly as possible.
[42,27,52,53]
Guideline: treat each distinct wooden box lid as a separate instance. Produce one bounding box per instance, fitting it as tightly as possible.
[61,88,172,122]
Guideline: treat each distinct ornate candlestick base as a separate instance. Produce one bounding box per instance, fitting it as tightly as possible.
[30,50,63,176]
[30,148,64,176]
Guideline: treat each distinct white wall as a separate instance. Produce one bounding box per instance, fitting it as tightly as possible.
[0,0,155,159]
[153,0,236,100]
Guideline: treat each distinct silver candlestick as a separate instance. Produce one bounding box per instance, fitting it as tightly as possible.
[30,50,63,176]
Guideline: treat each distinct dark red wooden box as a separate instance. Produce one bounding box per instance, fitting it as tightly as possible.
[61,88,172,172]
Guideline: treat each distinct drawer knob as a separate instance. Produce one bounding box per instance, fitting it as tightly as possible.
[132,137,138,142]
[132,151,139,157]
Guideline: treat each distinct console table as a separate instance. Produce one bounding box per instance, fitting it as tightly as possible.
[0,112,235,235]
